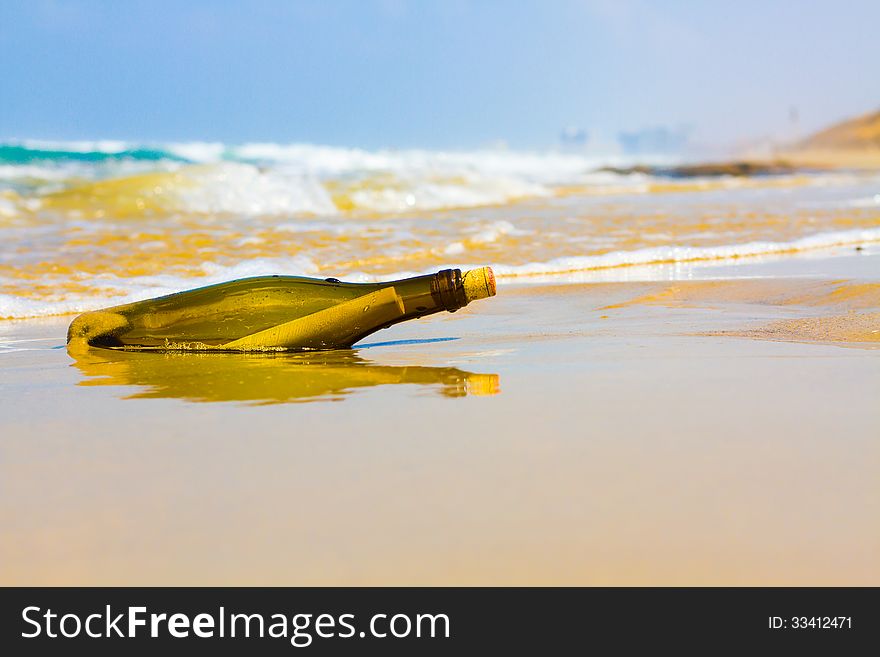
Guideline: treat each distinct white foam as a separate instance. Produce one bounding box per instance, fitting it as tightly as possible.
[3,228,878,320]
[19,139,132,153]
[229,142,645,182]
[157,157,560,214]
[488,227,880,278]
[232,143,396,174]
[165,142,227,163]
[173,163,338,216]
[347,175,548,212]
[0,164,75,181]
[221,143,622,212]
[467,220,529,244]
[0,195,20,218]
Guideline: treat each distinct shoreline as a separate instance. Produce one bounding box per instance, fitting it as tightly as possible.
[4,240,880,322]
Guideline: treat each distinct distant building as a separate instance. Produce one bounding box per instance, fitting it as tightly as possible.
[617,125,691,155]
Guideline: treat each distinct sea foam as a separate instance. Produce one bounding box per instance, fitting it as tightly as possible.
[2,228,878,320]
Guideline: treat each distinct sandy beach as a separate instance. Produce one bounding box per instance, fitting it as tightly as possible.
[6,6,880,652]
[2,248,877,586]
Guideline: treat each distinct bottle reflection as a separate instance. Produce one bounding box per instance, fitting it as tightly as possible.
[69,346,500,404]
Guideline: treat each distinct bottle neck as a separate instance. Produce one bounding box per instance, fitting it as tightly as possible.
[430,268,469,312]
[389,269,468,318]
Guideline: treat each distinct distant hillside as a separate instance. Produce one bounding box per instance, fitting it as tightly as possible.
[798,109,880,151]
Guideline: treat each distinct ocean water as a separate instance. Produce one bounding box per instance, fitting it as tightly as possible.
[1,140,879,318]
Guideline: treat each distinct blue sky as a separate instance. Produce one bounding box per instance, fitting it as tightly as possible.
[1,0,878,149]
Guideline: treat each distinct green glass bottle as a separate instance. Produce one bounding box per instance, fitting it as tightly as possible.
[67,267,496,352]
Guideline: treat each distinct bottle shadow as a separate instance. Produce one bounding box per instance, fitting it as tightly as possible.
[68,344,500,404]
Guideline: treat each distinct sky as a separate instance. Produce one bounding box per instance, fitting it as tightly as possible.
[1,0,878,150]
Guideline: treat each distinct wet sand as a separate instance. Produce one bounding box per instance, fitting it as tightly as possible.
[1,251,878,585]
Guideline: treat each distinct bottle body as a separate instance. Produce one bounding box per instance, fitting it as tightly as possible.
[67,267,495,352]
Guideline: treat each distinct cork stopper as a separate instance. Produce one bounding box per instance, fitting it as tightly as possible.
[462,267,496,304]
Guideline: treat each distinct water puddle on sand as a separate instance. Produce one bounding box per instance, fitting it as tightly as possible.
[596,278,880,348]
